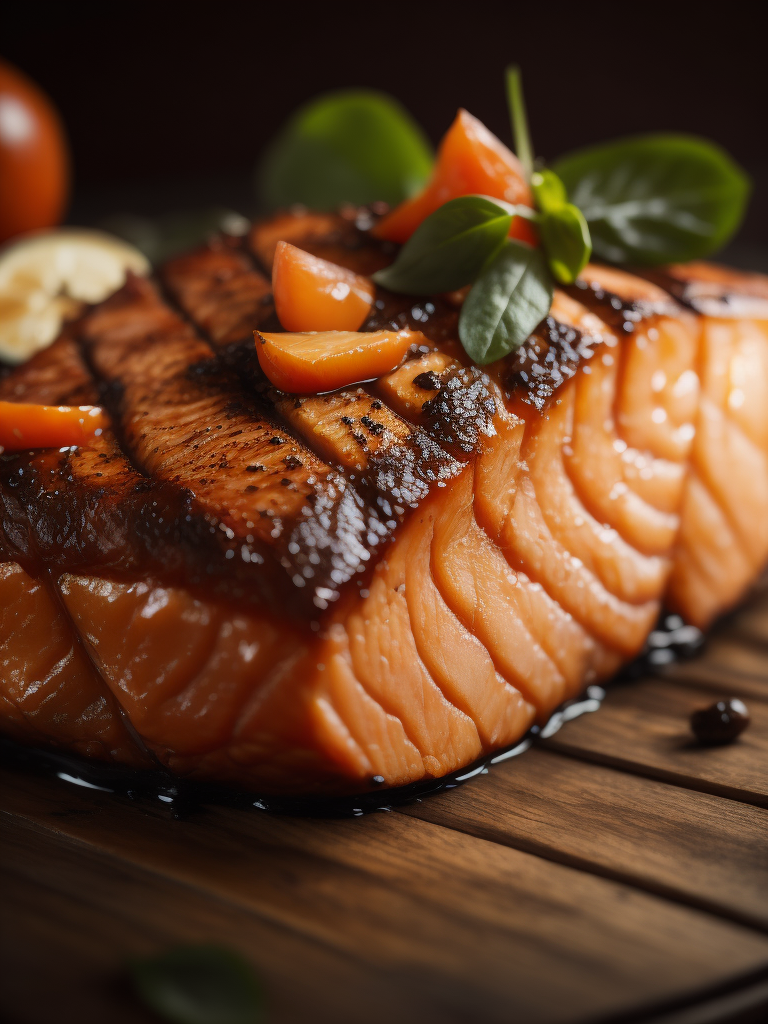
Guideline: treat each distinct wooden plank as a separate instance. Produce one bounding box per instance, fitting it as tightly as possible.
[401,747,768,930]
[722,580,768,645]
[647,977,768,1024]
[663,635,768,701]
[3,768,768,1024]
[661,583,768,700]
[543,677,768,806]
[0,816,411,1024]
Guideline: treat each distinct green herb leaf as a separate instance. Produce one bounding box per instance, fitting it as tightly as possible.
[372,194,519,295]
[257,90,434,212]
[130,945,263,1024]
[459,241,553,365]
[530,169,567,213]
[539,204,592,284]
[505,66,533,181]
[553,134,751,264]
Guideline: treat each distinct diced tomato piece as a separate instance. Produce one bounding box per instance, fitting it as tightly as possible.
[373,109,536,246]
[0,401,108,452]
[255,329,417,394]
[273,241,375,332]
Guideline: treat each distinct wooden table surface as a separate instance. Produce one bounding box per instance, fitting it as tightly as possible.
[3,587,768,1024]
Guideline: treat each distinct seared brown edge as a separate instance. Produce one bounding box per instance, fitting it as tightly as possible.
[2,209,762,626]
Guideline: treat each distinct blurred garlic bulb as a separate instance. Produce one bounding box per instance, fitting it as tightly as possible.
[0,228,149,364]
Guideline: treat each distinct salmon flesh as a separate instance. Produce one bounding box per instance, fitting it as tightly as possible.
[2,210,768,795]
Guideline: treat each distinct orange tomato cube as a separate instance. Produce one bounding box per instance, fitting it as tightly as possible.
[273,241,375,332]
[255,329,418,394]
[373,109,536,246]
[0,401,108,452]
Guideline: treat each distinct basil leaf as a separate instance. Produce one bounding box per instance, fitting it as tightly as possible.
[539,204,592,284]
[459,241,553,365]
[131,945,263,1024]
[553,134,751,264]
[372,195,516,295]
[531,169,567,213]
[258,90,433,211]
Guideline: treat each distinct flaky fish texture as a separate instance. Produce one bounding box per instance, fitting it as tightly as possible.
[2,210,768,794]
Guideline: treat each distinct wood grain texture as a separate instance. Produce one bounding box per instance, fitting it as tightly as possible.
[1,815,411,1024]
[543,677,768,806]
[3,769,768,1024]
[402,747,768,930]
[664,635,768,700]
[4,588,768,1022]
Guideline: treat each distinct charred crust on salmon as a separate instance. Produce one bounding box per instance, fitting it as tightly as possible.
[420,367,497,455]
[502,317,595,411]
[413,371,442,391]
[637,262,768,320]
[3,206,768,797]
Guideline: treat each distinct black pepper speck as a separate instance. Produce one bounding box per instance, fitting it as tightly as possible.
[413,371,442,391]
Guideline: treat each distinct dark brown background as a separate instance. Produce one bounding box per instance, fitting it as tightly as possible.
[3,3,767,260]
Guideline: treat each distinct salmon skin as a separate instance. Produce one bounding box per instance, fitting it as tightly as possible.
[2,209,768,795]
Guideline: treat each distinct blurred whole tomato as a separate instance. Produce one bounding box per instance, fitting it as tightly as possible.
[0,60,69,244]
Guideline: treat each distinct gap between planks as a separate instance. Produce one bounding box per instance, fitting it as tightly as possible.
[542,675,768,808]
[398,745,768,935]
[3,770,768,1024]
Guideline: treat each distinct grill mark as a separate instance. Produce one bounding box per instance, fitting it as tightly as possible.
[77,275,386,614]
[158,254,411,603]
[157,254,329,466]
[229,225,496,489]
[163,240,466,524]
[161,244,387,475]
[0,334,153,577]
[501,316,597,410]
[74,327,155,484]
[567,280,656,333]
[229,236,471,498]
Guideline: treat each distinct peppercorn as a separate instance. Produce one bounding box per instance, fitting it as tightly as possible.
[690,699,750,745]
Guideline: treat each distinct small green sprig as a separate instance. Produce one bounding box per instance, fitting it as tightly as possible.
[373,196,552,366]
[374,68,591,365]
[532,169,592,284]
[505,65,534,181]
[506,67,592,285]
[372,195,523,296]
[267,69,751,369]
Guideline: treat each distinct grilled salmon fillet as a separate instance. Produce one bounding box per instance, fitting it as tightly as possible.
[2,209,767,794]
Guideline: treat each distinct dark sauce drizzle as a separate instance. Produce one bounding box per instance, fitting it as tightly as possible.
[0,615,703,819]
